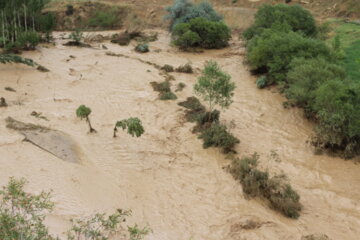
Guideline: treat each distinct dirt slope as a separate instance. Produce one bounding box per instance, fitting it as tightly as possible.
[0,31,359,239]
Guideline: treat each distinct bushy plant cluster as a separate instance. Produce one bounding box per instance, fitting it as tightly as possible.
[175,63,193,73]
[172,17,231,49]
[243,4,317,40]
[245,3,360,157]
[165,0,231,49]
[0,0,56,51]
[230,153,302,218]
[165,0,222,31]
[179,61,239,153]
[150,81,177,100]
[0,178,150,240]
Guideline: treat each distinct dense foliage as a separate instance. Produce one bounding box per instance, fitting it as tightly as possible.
[243,4,318,40]
[199,123,239,153]
[246,29,332,83]
[165,0,230,49]
[0,0,56,50]
[165,0,222,31]
[172,17,231,49]
[244,3,360,157]
[230,153,302,218]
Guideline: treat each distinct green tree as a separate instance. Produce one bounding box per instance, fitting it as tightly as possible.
[76,105,96,133]
[0,178,55,240]
[165,0,222,31]
[172,17,231,49]
[113,117,144,138]
[243,4,317,40]
[194,61,235,111]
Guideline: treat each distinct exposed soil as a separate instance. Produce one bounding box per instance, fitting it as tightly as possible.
[0,30,359,239]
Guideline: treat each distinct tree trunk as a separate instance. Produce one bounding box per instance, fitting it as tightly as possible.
[24,4,27,32]
[1,11,5,46]
[86,116,96,133]
[113,126,118,138]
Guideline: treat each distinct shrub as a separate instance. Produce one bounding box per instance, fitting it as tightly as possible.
[198,123,239,153]
[66,4,74,16]
[175,82,186,92]
[285,57,346,110]
[178,96,206,122]
[135,43,149,53]
[172,17,231,49]
[165,0,222,31]
[246,29,332,83]
[243,4,318,40]
[230,153,302,218]
[151,81,170,92]
[17,31,41,50]
[150,81,177,101]
[76,105,96,133]
[312,80,360,158]
[0,178,55,240]
[256,76,267,89]
[161,64,174,72]
[69,29,83,44]
[175,63,193,73]
[193,110,220,132]
[160,91,177,100]
[194,61,235,111]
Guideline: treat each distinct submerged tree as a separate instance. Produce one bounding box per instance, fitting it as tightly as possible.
[194,61,235,111]
[76,105,96,133]
[113,117,144,138]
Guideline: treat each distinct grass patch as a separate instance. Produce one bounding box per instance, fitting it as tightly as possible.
[327,20,360,81]
[175,82,186,92]
[175,63,193,73]
[230,153,302,218]
[344,40,360,81]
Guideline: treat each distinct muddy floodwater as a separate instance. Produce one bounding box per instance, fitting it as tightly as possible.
[0,31,359,240]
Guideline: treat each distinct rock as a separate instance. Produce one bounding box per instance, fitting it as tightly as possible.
[301,234,331,240]
[0,97,7,107]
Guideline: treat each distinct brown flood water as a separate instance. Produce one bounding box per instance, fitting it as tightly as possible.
[0,30,359,240]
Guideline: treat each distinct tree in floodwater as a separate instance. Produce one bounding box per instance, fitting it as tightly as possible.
[194,60,235,111]
[76,105,97,133]
[113,117,144,138]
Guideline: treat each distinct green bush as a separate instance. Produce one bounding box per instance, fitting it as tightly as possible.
[312,80,360,157]
[69,29,83,44]
[135,43,149,53]
[285,57,346,109]
[17,31,41,50]
[198,123,239,153]
[243,4,318,40]
[150,81,177,101]
[165,0,222,31]
[173,17,231,49]
[230,153,302,218]
[175,82,186,92]
[246,29,332,83]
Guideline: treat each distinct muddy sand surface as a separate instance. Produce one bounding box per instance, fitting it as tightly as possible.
[0,30,359,240]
